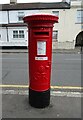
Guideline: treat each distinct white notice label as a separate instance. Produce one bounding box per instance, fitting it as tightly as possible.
[35,57,48,60]
[37,41,46,55]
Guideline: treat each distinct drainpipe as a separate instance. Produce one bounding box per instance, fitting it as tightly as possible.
[7,10,9,24]
[6,26,9,42]
[6,10,9,42]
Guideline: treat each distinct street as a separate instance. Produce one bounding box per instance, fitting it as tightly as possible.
[2,53,81,87]
[0,0,82,118]
[1,52,82,118]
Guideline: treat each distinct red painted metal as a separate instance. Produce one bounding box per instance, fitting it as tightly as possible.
[23,14,58,92]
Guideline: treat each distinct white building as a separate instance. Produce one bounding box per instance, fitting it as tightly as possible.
[0,0,82,49]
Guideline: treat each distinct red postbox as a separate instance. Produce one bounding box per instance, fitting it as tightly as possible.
[23,14,58,108]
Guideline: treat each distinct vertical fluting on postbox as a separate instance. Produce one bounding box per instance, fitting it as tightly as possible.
[23,14,58,108]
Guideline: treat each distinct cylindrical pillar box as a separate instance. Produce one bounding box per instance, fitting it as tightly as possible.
[23,14,58,108]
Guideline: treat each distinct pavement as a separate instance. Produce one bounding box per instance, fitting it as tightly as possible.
[0,47,82,54]
[2,88,82,119]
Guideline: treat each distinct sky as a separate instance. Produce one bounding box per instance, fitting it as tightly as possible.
[0,0,62,4]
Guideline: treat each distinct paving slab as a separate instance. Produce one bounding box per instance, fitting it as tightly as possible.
[2,93,81,118]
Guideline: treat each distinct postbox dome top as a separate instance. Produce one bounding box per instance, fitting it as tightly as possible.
[23,14,58,24]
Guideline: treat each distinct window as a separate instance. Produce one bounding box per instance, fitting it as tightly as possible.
[18,12,25,22]
[13,31,18,38]
[52,31,58,42]
[77,10,83,23]
[13,30,24,39]
[52,11,59,17]
[19,30,24,38]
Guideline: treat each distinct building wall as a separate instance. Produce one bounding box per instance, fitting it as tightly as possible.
[39,5,81,49]
[0,27,28,46]
[0,28,7,46]
[8,27,28,46]
[9,10,39,23]
[63,8,81,42]
[7,27,28,46]
[0,11,8,24]
[0,1,82,49]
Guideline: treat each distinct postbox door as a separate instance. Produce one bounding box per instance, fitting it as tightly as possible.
[29,29,52,92]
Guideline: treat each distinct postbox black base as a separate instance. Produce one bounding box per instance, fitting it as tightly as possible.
[29,88,50,108]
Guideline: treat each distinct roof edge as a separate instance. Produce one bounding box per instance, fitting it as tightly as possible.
[0,2,70,11]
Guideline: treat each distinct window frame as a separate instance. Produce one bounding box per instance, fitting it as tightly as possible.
[13,30,25,39]
[13,30,18,38]
[18,12,25,22]
[76,10,83,24]
[52,30,58,42]
[52,11,59,17]
[19,30,25,38]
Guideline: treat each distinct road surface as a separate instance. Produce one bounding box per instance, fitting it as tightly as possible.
[2,53,81,87]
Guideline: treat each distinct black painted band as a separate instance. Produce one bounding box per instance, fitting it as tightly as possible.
[29,88,50,108]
